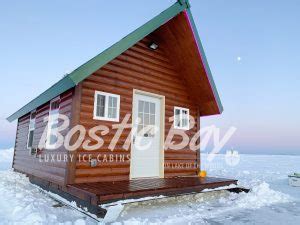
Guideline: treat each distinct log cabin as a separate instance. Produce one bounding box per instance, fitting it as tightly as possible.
[7,0,237,216]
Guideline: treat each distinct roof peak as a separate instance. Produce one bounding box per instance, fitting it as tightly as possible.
[178,0,191,8]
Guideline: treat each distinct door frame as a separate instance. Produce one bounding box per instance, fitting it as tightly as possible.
[130,89,165,180]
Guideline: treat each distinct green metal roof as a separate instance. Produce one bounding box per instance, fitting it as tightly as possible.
[7,0,222,121]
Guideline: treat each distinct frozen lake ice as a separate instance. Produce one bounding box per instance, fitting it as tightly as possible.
[0,149,299,224]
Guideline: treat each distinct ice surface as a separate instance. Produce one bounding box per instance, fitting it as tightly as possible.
[0,149,96,225]
[0,149,300,224]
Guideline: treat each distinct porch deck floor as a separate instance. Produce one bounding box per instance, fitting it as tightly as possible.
[67,176,238,204]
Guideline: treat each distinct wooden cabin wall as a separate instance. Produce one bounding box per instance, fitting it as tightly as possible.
[75,36,200,184]
[12,89,74,185]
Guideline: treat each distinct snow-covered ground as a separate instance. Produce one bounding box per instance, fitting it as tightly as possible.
[0,149,95,225]
[0,149,299,225]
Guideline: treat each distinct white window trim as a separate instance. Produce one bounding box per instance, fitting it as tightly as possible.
[93,91,120,122]
[27,110,36,150]
[46,97,60,149]
[173,106,190,130]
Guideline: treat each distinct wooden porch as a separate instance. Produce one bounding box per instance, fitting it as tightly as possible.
[67,176,238,205]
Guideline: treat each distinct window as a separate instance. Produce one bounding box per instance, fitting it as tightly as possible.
[137,100,156,137]
[174,107,190,130]
[27,111,36,150]
[93,91,120,122]
[46,98,60,149]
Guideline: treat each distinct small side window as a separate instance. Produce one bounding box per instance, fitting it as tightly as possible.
[174,107,190,130]
[46,98,60,149]
[27,111,36,152]
[93,91,120,122]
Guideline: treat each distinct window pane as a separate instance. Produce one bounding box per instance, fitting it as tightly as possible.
[176,117,181,127]
[108,96,112,107]
[182,110,186,126]
[182,110,188,128]
[108,96,117,108]
[150,103,155,114]
[182,118,188,127]
[109,96,117,107]
[98,95,105,106]
[144,113,150,126]
[29,112,36,130]
[30,112,36,120]
[112,108,117,118]
[49,112,59,126]
[150,114,155,125]
[138,100,144,113]
[174,109,181,127]
[47,107,59,148]
[96,95,105,117]
[51,100,60,110]
[97,105,105,117]
[107,96,118,119]
[108,107,117,119]
[108,107,112,118]
[144,102,150,114]
[29,121,35,130]
[138,112,143,124]
[28,130,34,148]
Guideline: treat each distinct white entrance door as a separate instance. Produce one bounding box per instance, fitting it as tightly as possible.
[131,92,162,179]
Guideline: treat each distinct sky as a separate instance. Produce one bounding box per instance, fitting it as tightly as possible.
[0,0,299,155]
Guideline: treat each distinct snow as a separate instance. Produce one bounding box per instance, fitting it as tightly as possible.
[102,204,124,223]
[0,149,95,225]
[113,153,300,224]
[0,149,300,224]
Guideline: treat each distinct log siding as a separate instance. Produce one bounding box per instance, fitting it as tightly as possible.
[12,89,74,185]
[75,36,200,183]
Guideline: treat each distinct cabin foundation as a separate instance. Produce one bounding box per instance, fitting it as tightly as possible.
[27,173,237,217]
